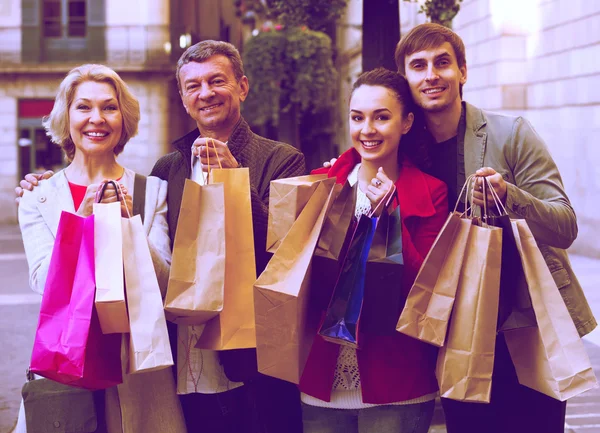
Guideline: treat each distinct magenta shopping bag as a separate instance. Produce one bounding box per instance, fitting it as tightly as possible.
[30,211,122,390]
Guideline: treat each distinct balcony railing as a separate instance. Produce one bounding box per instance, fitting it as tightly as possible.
[0,24,174,71]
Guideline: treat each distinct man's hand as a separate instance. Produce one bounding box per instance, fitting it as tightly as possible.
[15,170,54,203]
[473,167,508,210]
[366,167,394,217]
[192,137,238,171]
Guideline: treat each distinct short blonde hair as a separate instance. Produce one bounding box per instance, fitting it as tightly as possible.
[43,64,140,161]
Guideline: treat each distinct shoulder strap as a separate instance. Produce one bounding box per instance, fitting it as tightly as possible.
[132,173,147,223]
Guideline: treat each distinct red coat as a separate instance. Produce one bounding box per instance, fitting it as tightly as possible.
[299,148,448,404]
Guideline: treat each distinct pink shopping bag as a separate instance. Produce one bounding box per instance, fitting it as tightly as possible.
[30,211,122,390]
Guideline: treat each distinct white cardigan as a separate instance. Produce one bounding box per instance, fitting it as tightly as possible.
[18,168,171,296]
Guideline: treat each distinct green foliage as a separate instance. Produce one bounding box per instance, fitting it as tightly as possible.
[266,0,348,31]
[242,27,336,127]
[404,0,463,27]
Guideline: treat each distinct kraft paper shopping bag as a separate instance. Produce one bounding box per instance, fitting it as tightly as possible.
[254,178,336,383]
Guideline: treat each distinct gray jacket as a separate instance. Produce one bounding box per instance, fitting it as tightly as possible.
[463,102,596,337]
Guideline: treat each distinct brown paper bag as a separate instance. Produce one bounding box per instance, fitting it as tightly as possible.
[266,174,329,253]
[93,201,129,334]
[504,220,598,400]
[194,168,257,350]
[254,178,336,383]
[122,215,173,373]
[314,181,355,260]
[165,179,226,324]
[436,222,502,403]
[396,212,472,346]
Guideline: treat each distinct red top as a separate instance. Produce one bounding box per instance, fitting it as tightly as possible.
[68,182,87,211]
[299,148,449,404]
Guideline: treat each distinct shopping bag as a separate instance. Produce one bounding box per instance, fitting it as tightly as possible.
[487,213,536,332]
[195,167,258,350]
[435,216,503,402]
[318,185,395,348]
[30,211,122,390]
[361,205,405,335]
[396,212,472,346]
[314,181,355,260]
[122,214,173,373]
[165,179,226,324]
[504,220,598,401]
[474,178,535,332]
[93,181,128,334]
[266,174,329,253]
[254,178,336,383]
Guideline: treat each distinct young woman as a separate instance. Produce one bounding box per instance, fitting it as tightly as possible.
[299,68,448,433]
[17,64,185,433]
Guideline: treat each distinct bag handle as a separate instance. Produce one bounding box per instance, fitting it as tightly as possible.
[368,183,397,218]
[202,138,224,184]
[95,180,121,203]
[94,180,131,218]
[484,176,507,216]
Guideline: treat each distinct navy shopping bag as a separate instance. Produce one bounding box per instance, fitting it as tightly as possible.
[318,214,377,348]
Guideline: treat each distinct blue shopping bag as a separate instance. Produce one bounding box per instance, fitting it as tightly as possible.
[318,213,378,348]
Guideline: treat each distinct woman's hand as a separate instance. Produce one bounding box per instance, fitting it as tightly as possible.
[76,183,101,217]
[79,181,133,218]
[366,167,394,217]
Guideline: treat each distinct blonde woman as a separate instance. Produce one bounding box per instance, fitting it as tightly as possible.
[17,64,185,433]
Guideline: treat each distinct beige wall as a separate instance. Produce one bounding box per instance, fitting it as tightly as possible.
[0,0,21,62]
[454,0,600,256]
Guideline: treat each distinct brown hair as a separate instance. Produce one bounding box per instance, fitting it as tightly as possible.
[394,23,466,75]
[43,64,140,162]
[176,40,244,91]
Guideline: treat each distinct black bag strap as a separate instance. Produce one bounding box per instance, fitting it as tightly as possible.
[133,173,147,223]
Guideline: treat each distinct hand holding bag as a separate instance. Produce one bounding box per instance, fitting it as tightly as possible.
[435,177,503,403]
[93,180,129,334]
[166,140,226,325]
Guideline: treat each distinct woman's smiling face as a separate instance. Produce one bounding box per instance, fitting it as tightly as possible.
[349,84,414,164]
[68,80,123,158]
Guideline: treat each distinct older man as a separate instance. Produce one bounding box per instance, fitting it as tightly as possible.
[17,40,305,433]
[151,40,305,433]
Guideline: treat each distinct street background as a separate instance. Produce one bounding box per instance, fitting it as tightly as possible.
[2,221,600,433]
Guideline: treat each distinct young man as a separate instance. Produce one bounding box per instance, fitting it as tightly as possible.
[395,23,596,433]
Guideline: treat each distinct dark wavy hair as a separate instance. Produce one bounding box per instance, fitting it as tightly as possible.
[351,67,430,170]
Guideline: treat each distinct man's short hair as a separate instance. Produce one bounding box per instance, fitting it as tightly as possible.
[176,40,245,90]
[395,23,466,74]
[43,64,140,162]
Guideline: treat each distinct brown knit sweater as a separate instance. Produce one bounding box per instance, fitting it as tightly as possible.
[150,116,306,274]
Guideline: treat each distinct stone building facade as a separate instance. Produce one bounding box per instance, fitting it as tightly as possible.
[0,0,242,223]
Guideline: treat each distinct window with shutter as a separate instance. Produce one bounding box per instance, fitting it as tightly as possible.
[41,0,87,38]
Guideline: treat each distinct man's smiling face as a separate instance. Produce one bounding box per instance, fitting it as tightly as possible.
[178,55,249,135]
[404,42,467,114]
